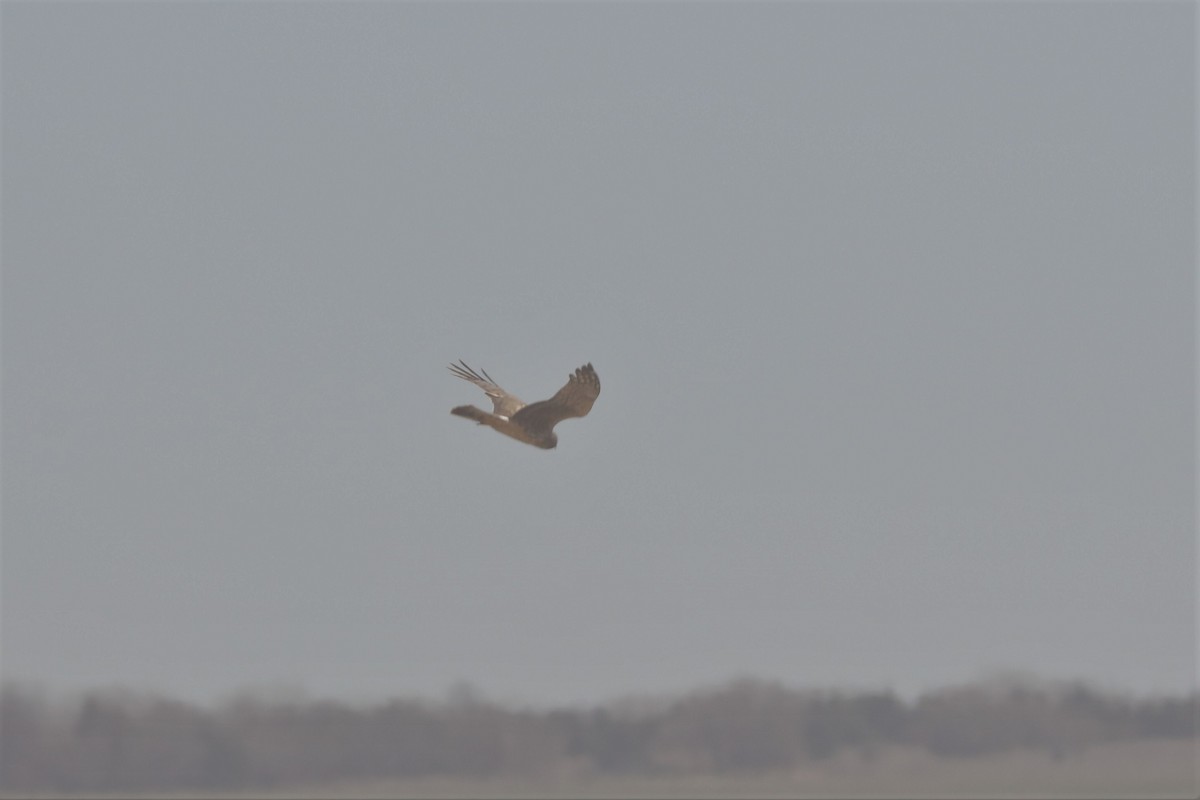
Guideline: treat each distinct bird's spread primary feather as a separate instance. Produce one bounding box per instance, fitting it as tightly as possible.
[449,361,600,449]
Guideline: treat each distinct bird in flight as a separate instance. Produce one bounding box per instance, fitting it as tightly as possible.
[448,361,600,449]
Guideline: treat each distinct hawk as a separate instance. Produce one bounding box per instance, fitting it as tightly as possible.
[448,361,600,449]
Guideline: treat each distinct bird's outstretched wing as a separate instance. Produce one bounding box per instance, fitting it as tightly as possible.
[447,360,526,419]
[511,363,601,435]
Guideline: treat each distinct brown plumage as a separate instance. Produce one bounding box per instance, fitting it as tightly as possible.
[448,361,600,449]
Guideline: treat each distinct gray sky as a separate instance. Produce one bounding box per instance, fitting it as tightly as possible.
[2,2,1194,708]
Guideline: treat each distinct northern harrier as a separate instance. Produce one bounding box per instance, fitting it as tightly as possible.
[448,361,600,449]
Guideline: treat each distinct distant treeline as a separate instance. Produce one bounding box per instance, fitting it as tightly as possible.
[1,677,1193,793]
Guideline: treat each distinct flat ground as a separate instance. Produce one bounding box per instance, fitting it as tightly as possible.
[10,738,1196,799]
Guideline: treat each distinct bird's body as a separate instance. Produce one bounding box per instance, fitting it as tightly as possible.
[448,361,600,449]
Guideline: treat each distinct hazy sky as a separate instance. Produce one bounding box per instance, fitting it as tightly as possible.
[2,2,1194,707]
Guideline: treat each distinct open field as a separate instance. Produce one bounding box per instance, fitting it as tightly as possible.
[10,738,1195,800]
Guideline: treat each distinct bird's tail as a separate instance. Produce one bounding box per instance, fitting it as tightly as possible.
[451,405,491,425]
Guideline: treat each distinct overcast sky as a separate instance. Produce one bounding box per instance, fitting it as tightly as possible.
[2,2,1194,708]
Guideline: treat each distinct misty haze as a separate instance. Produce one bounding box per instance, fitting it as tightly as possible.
[1,1,1194,797]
